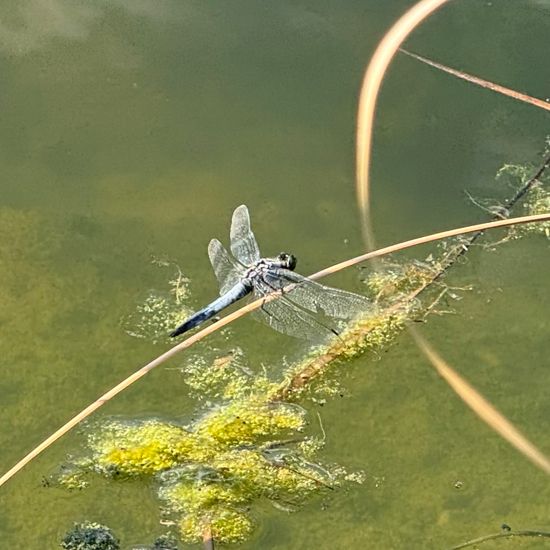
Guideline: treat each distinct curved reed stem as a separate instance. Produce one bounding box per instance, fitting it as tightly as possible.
[308,212,550,281]
[413,329,550,474]
[356,0,454,248]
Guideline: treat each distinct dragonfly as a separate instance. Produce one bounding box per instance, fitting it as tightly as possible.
[170,205,372,340]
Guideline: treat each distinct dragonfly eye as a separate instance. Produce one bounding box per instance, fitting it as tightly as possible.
[278,252,297,271]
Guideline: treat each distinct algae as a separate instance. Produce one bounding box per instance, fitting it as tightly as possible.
[55,159,550,545]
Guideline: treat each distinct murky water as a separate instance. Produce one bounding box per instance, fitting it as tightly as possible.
[0,1,549,548]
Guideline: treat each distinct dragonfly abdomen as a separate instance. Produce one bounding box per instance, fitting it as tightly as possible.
[170,280,252,337]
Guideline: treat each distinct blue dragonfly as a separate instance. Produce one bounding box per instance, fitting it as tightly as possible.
[170,205,371,340]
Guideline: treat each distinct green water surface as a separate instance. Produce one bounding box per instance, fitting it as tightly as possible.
[1,1,549,548]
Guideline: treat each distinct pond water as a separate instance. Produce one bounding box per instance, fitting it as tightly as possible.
[0,1,549,548]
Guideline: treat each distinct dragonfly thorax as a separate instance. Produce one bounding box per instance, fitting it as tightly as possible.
[242,253,297,281]
[242,258,273,281]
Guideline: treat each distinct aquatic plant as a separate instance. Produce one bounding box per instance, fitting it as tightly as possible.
[61,522,119,550]
[150,534,180,549]
[497,164,550,239]
[123,262,192,344]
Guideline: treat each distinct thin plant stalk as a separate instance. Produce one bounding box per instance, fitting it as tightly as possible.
[400,49,550,112]
[203,526,214,550]
[450,529,550,550]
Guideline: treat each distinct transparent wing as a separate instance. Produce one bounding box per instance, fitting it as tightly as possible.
[230,205,261,266]
[251,278,337,340]
[208,238,245,296]
[263,268,372,319]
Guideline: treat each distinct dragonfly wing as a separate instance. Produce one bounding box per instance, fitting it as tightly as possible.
[251,279,339,340]
[263,269,372,319]
[208,238,245,296]
[230,205,261,266]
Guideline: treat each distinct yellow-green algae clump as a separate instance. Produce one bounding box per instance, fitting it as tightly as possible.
[198,399,305,444]
[88,420,214,477]
[123,262,192,344]
[518,184,550,238]
[59,384,339,544]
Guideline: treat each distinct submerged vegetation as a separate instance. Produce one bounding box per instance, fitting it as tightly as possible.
[122,263,192,344]
[496,163,550,239]
[56,328,365,542]
[52,159,550,546]
[61,522,120,550]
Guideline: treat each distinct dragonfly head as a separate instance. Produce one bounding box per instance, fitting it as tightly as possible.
[277,252,297,271]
